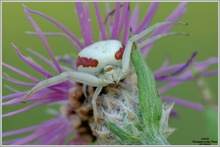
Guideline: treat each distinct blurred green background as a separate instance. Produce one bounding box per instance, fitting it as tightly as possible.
[2,2,218,145]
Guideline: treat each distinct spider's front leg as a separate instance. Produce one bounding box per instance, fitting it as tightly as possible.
[21,71,112,103]
[121,21,188,73]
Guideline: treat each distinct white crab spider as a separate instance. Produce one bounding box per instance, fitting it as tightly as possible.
[22,21,187,122]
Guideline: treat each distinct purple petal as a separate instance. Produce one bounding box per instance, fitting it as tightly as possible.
[57,56,77,70]
[22,5,84,50]
[85,3,94,44]
[165,2,188,22]
[39,124,66,144]
[135,2,160,34]
[159,69,218,83]
[93,2,108,40]
[12,43,53,78]
[11,45,70,92]
[157,65,217,94]
[154,57,218,77]
[28,48,76,78]
[3,97,66,117]
[4,85,20,93]
[122,5,131,44]
[202,69,218,77]
[158,81,180,94]
[142,2,188,57]
[157,75,199,82]
[5,46,71,91]
[3,138,23,145]
[23,5,62,74]
[2,76,36,87]
[11,121,60,145]
[56,126,72,145]
[170,52,197,76]
[156,52,198,80]
[130,5,140,31]
[117,3,129,39]
[11,45,72,89]
[111,2,121,39]
[104,3,115,26]
[2,62,39,83]
[162,96,203,111]
[9,44,74,89]
[7,118,72,145]
[42,121,72,145]
[194,57,218,69]
[3,91,67,106]
[75,2,93,46]
[26,31,80,50]
[3,125,38,137]
[27,49,59,73]
[2,92,26,100]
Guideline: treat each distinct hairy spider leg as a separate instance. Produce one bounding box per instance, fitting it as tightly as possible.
[121,21,187,74]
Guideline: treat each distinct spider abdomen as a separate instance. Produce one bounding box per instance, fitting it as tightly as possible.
[76,40,125,76]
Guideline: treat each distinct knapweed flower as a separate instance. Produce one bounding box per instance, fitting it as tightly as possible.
[2,2,218,145]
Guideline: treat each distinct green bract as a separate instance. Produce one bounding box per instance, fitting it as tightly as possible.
[130,42,171,144]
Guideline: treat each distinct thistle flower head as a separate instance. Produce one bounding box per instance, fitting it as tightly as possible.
[2,2,218,145]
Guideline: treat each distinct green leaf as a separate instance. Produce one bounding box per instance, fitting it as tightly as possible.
[131,42,169,145]
[131,42,162,131]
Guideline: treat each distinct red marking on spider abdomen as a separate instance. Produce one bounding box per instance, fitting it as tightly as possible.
[114,45,125,60]
[76,56,99,67]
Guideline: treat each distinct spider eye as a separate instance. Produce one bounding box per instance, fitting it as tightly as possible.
[104,65,115,72]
